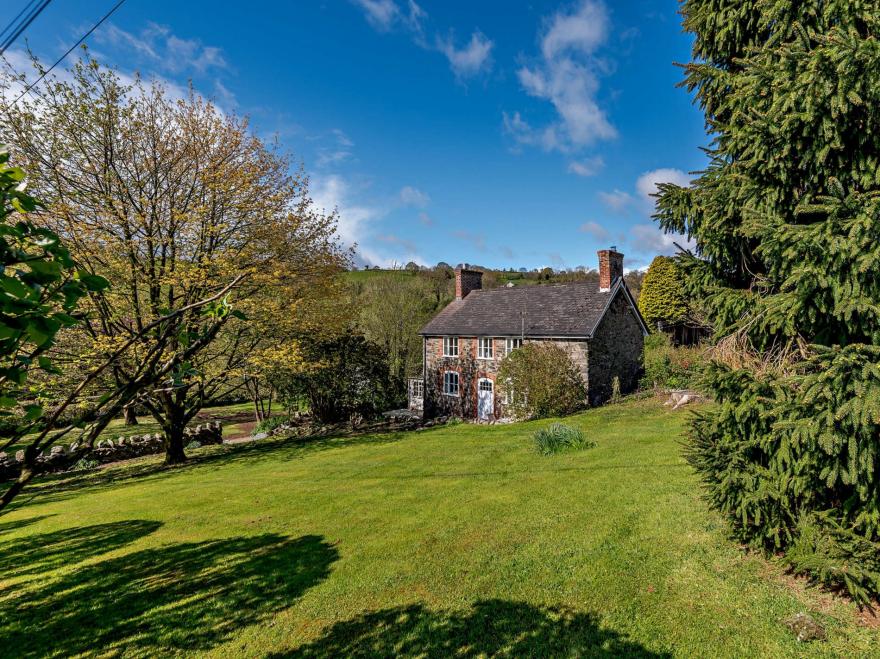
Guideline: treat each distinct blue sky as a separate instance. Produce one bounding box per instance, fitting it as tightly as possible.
[3,0,706,270]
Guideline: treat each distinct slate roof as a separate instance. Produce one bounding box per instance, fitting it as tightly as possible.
[420,279,640,338]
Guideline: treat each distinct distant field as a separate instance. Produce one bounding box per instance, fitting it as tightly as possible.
[1,397,876,656]
[343,269,418,283]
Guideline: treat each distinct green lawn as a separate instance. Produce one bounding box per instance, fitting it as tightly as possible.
[0,398,876,657]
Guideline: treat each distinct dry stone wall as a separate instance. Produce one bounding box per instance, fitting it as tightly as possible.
[0,422,223,481]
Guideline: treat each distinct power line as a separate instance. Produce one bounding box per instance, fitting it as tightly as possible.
[12,0,128,105]
[0,0,40,44]
[0,0,54,56]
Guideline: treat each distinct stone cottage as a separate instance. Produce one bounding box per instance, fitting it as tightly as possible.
[411,249,648,420]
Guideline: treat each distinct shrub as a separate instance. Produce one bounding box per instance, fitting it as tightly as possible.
[72,457,98,471]
[498,343,587,419]
[253,415,288,435]
[533,423,595,455]
[286,333,401,424]
[610,376,622,404]
[641,333,705,391]
[185,440,201,450]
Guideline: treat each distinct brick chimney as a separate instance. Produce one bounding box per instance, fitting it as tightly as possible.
[597,248,624,292]
[455,264,483,299]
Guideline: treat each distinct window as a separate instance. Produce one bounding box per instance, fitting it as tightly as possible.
[443,336,458,357]
[478,337,494,359]
[442,371,459,396]
[505,338,523,356]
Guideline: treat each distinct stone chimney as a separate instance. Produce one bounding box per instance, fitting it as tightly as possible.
[455,264,483,299]
[597,248,624,292]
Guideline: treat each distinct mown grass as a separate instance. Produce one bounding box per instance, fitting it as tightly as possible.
[0,398,876,657]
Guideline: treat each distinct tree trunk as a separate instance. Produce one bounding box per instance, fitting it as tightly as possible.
[247,377,264,423]
[160,392,188,465]
[163,428,187,465]
[123,404,139,426]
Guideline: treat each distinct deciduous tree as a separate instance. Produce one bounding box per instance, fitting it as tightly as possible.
[0,55,347,464]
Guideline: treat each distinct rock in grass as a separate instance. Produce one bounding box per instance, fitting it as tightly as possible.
[782,613,826,642]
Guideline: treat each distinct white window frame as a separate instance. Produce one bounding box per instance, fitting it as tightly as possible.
[505,338,523,356]
[477,337,494,360]
[442,336,458,357]
[442,371,459,397]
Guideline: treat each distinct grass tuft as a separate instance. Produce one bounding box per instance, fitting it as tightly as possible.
[533,423,595,455]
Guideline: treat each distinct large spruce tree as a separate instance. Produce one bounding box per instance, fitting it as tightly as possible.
[656,2,880,603]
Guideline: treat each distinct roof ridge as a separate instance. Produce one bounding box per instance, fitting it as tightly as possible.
[482,280,605,293]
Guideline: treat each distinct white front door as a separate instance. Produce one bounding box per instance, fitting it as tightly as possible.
[477,378,494,421]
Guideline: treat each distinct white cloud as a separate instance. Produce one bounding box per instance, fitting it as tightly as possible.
[2,49,193,114]
[310,175,429,267]
[635,167,689,204]
[502,111,536,146]
[567,156,604,177]
[436,31,493,79]
[96,22,228,76]
[452,229,487,252]
[212,80,236,109]
[541,0,609,59]
[548,252,566,267]
[506,1,615,153]
[351,0,401,31]
[316,129,355,168]
[351,0,490,79]
[398,185,430,207]
[579,221,610,240]
[375,232,419,255]
[597,167,690,217]
[598,189,633,212]
[310,175,380,259]
[629,224,695,257]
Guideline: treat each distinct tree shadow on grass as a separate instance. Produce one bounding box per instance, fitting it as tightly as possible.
[0,514,54,535]
[277,600,670,658]
[1,531,338,657]
[0,520,161,579]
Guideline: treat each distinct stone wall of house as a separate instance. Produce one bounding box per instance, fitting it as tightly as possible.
[587,291,644,405]
[423,336,589,420]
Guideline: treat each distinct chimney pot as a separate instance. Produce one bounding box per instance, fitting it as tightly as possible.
[597,248,624,292]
